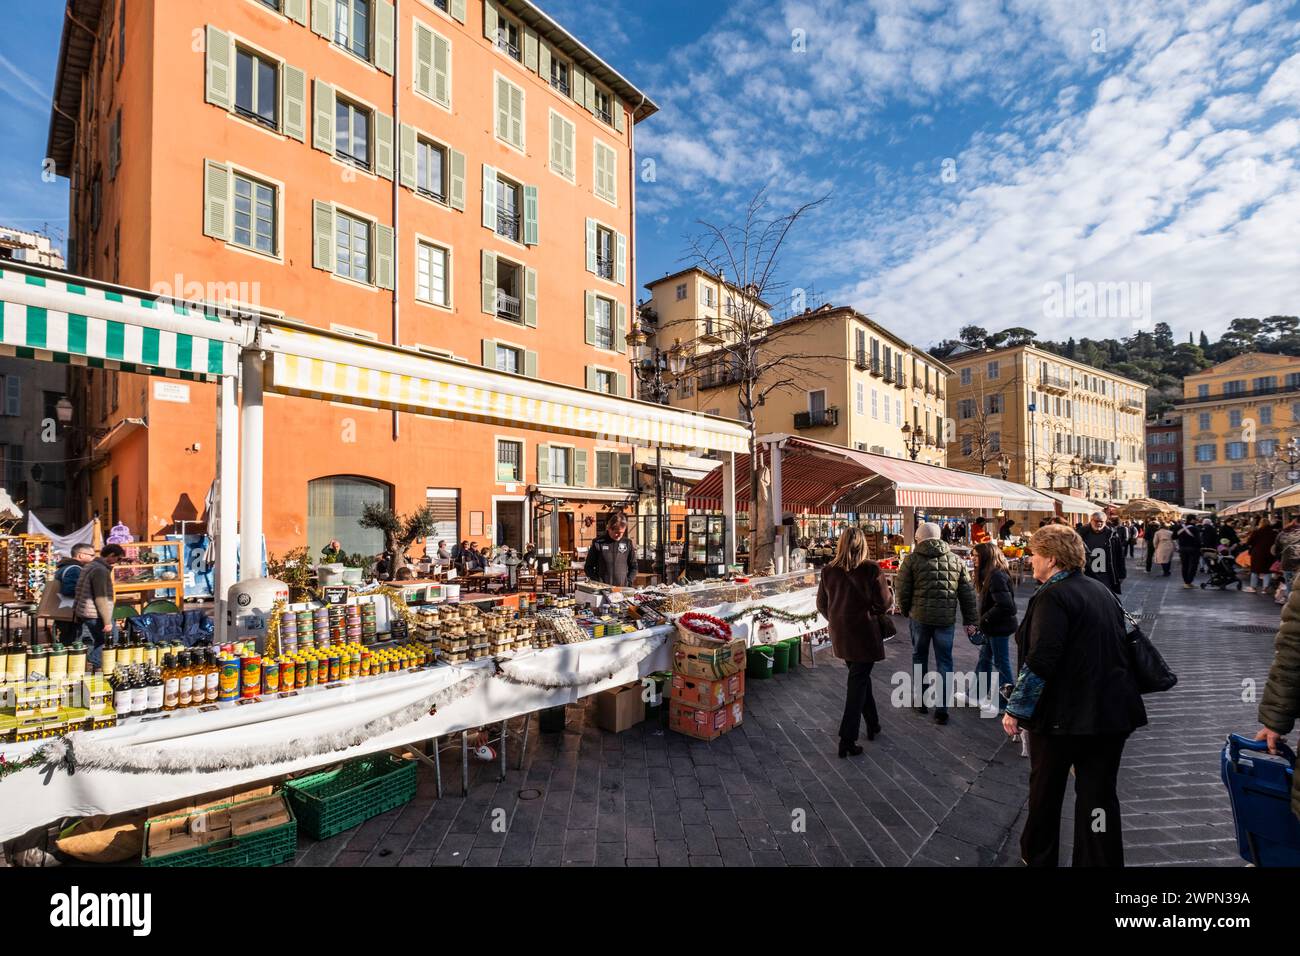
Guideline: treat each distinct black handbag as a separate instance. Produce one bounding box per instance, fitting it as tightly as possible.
[1111,592,1177,694]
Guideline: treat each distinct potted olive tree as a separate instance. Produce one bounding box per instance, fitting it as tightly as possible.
[358,502,439,578]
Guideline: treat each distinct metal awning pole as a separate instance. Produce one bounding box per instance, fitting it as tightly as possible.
[722,451,736,568]
[214,373,239,640]
[239,349,264,581]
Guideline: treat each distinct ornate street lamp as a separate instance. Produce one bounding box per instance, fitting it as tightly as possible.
[900,423,923,461]
[997,452,1010,481]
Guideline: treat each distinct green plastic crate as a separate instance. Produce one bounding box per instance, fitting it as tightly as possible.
[285,754,417,839]
[142,795,297,868]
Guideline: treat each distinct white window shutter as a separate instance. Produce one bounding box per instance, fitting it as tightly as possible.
[525,350,538,379]
[398,123,417,190]
[204,26,231,110]
[574,449,588,486]
[585,218,597,273]
[375,111,394,180]
[312,79,335,152]
[509,85,524,148]
[449,0,466,23]
[285,0,308,26]
[413,22,433,98]
[615,302,627,353]
[615,232,626,285]
[481,250,496,313]
[282,64,307,142]
[312,200,335,271]
[537,444,550,483]
[539,42,551,81]
[524,267,538,327]
[432,33,450,106]
[375,223,394,289]
[524,28,538,71]
[482,338,496,367]
[481,164,497,229]
[615,96,625,133]
[483,0,498,39]
[311,0,331,36]
[586,367,597,391]
[584,291,597,346]
[202,160,231,241]
[449,149,466,211]
[523,184,538,246]
[375,1,395,74]
[615,372,627,397]
[495,77,510,142]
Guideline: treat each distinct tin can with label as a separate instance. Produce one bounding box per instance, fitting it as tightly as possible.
[279,659,295,692]
[307,657,319,686]
[261,659,280,695]
[328,655,341,683]
[240,655,261,698]
[219,657,240,701]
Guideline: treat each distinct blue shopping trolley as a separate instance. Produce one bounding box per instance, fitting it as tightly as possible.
[1220,734,1300,866]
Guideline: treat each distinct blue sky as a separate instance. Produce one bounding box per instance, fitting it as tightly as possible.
[3,0,1297,347]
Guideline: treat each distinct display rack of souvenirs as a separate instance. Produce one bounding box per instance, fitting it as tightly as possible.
[7,535,53,602]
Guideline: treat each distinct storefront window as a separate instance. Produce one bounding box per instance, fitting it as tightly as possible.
[308,475,391,559]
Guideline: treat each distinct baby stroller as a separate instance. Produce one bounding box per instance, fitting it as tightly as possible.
[1200,548,1243,590]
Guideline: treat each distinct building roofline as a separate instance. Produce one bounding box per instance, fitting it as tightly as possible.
[643,266,774,309]
[47,0,102,178]
[765,305,956,375]
[941,342,1147,389]
[1185,349,1300,376]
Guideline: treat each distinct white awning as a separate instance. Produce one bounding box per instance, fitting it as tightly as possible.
[532,485,635,503]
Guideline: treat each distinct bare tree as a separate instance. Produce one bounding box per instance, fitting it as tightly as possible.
[958,377,1010,475]
[1254,451,1278,494]
[1040,448,1071,489]
[670,189,832,569]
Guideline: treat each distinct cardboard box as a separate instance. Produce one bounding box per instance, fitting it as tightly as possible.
[595,681,645,733]
[668,698,744,741]
[144,791,287,859]
[672,638,747,681]
[230,795,292,837]
[670,672,745,710]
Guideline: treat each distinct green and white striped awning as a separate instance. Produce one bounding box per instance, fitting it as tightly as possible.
[0,267,243,379]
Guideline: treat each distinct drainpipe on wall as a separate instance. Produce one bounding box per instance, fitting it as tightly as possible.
[628,93,646,567]
[391,0,402,442]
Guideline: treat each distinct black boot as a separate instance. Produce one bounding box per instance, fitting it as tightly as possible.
[839,739,864,758]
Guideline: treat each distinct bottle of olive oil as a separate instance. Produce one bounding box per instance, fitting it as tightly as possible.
[162,654,179,711]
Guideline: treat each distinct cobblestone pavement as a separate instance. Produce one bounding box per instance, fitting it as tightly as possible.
[292,560,1282,867]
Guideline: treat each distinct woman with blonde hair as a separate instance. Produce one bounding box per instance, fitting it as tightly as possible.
[816,526,891,757]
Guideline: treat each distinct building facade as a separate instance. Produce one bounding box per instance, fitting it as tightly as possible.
[1178,352,1300,510]
[0,226,67,270]
[652,299,949,468]
[943,344,1148,500]
[1145,414,1183,504]
[50,0,654,558]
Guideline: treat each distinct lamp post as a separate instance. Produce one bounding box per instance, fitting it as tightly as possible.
[900,423,923,461]
[1028,401,1037,487]
[1273,437,1300,485]
[626,329,689,582]
[1069,455,1086,496]
[997,452,1010,481]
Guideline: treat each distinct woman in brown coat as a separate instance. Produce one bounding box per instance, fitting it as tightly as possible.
[816,527,892,757]
[1245,516,1280,593]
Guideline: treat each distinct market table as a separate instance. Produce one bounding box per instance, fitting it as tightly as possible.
[0,583,824,843]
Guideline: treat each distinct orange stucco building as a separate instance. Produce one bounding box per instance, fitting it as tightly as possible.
[50,0,654,560]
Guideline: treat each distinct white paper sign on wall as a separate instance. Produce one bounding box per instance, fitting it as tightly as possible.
[153,381,191,403]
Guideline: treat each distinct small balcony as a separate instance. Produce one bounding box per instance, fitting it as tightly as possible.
[1039,374,1070,393]
[881,365,895,384]
[892,372,906,390]
[794,408,839,430]
[495,289,521,321]
[495,209,520,242]
[698,368,744,390]
[869,358,883,377]
[595,254,614,281]
[1121,399,1144,413]
[495,32,521,61]
[854,349,869,371]
[551,76,571,97]
[1085,454,1116,469]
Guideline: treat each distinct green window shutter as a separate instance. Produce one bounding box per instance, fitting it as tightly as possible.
[586,366,597,391]
[596,451,612,487]
[449,149,466,210]
[524,28,538,71]
[311,0,330,36]
[398,123,417,190]
[413,22,433,98]
[618,453,633,489]
[285,0,308,26]
[202,160,231,240]
[450,0,466,24]
[481,250,496,313]
[481,338,496,367]
[483,0,497,39]
[481,164,497,229]
[375,111,394,180]
[508,85,524,148]
[282,64,306,141]
[563,121,575,177]
[523,185,538,246]
[615,302,627,353]
[572,66,587,107]
[525,350,538,379]
[375,223,394,289]
[539,42,551,81]
[585,218,597,273]
[204,26,231,110]
[432,33,450,106]
[312,79,335,152]
[524,267,538,327]
[615,372,627,397]
[495,76,510,142]
[615,232,626,285]
[549,113,563,173]
[375,1,395,74]
[537,444,550,484]
[312,200,335,270]
[584,291,597,346]
[574,449,588,486]
[614,96,625,133]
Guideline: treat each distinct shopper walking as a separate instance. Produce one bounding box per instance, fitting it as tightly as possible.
[1244,516,1280,593]
[73,545,127,669]
[1003,524,1147,866]
[1079,511,1126,595]
[1272,515,1300,596]
[1152,523,1175,576]
[972,542,1018,715]
[1176,520,1201,588]
[895,522,979,725]
[1143,519,1160,572]
[816,527,891,757]
[1123,521,1137,559]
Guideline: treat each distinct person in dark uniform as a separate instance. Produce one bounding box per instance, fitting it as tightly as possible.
[583,513,638,586]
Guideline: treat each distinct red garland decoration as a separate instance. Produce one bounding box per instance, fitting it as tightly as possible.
[678,611,732,642]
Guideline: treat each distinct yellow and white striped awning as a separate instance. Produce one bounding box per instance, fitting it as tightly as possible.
[260,324,751,453]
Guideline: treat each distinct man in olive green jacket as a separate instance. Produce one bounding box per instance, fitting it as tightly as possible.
[896,522,979,725]
[1258,585,1300,819]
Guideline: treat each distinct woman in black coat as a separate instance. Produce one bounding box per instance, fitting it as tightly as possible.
[972,542,1017,714]
[816,527,891,758]
[1003,524,1147,867]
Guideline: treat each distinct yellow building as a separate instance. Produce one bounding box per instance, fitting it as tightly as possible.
[1179,352,1300,510]
[643,294,949,468]
[943,344,1148,500]
[639,267,774,361]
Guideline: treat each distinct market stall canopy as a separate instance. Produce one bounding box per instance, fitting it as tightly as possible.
[1118,496,1183,520]
[686,435,1056,514]
[1036,489,1097,516]
[258,322,750,454]
[0,262,244,379]
[1231,482,1300,514]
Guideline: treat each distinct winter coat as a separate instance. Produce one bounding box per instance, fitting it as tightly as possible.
[977,568,1018,637]
[1013,571,1148,736]
[1152,528,1175,565]
[55,558,83,598]
[1200,523,1221,550]
[1259,586,1300,819]
[1079,525,1126,592]
[1273,526,1300,573]
[816,562,890,664]
[1247,526,1280,574]
[895,538,978,628]
[1177,524,1202,552]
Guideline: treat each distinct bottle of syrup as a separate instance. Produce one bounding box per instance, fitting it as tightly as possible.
[162,654,179,711]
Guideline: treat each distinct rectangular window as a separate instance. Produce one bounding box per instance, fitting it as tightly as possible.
[1226,442,1247,460]
[335,211,371,281]
[883,394,891,424]
[1224,380,1246,395]
[496,440,522,482]
[550,57,570,96]
[550,446,570,485]
[675,283,687,301]
[594,369,614,395]
[495,14,520,61]
[958,398,975,419]
[495,173,521,242]
[549,111,575,179]
[593,225,615,281]
[1197,384,1209,398]
[960,367,972,386]
[855,382,864,415]
[871,388,878,419]
[495,343,522,375]
[2,376,20,417]
[1229,409,1242,428]
[335,0,371,60]
[594,140,617,203]
[1201,474,1213,492]
[593,296,614,351]
[1259,439,1279,458]
[961,435,973,456]
[1231,472,1245,491]
[1253,376,1277,392]
[1261,405,1273,425]
[234,47,278,128]
[593,87,612,125]
[495,75,525,150]
[700,285,715,307]
[415,241,448,307]
[1198,412,1211,430]
[335,97,371,169]
[987,360,1000,379]
[416,138,446,201]
[1195,444,1216,462]
[232,173,276,254]
[989,431,1001,452]
[986,394,1002,415]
